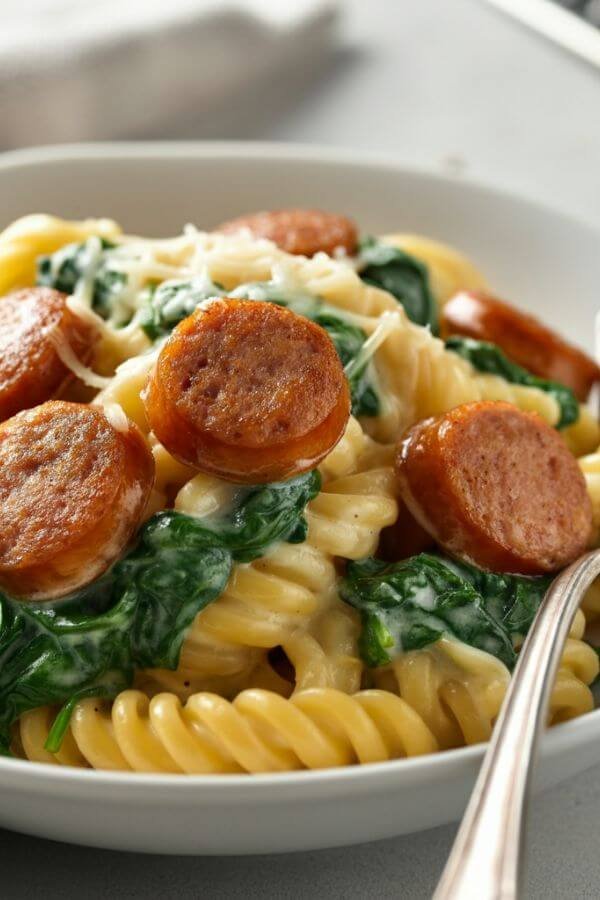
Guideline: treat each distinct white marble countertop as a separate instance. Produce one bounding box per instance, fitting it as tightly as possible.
[3,1,600,896]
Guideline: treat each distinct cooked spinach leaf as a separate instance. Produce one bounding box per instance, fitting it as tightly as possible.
[445,336,579,429]
[139,274,225,340]
[149,470,321,565]
[0,470,320,752]
[448,558,551,641]
[308,310,379,417]
[2,542,230,754]
[37,237,129,323]
[358,237,438,334]
[340,554,551,670]
[38,237,113,296]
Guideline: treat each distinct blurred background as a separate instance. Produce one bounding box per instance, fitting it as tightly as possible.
[2,0,599,225]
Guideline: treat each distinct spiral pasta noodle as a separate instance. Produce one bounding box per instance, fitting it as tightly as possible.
[577,449,600,622]
[287,601,364,694]
[580,447,600,540]
[19,621,598,773]
[19,687,440,772]
[375,617,598,750]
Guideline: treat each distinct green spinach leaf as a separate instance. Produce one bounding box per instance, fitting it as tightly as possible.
[358,237,438,334]
[143,470,321,566]
[445,336,579,429]
[340,554,550,670]
[139,274,225,340]
[0,470,320,752]
[309,310,380,417]
[447,558,551,641]
[37,237,129,323]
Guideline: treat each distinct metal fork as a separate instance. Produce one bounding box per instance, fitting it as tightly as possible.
[433,548,600,900]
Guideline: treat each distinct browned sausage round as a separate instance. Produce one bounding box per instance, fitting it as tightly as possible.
[0,401,154,600]
[395,401,592,574]
[143,298,351,483]
[442,290,600,401]
[215,208,358,257]
[0,287,99,423]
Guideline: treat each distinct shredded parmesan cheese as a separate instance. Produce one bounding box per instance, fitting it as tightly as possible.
[48,329,112,389]
[101,403,130,434]
[66,295,111,335]
[343,310,402,384]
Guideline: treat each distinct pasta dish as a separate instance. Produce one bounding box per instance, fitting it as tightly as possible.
[0,207,599,775]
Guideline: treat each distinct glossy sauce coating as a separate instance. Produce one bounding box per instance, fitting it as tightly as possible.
[0,287,99,422]
[0,401,154,600]
[442,290,600,401]
[216,208,358,257]
[396,401,592,574]
[144,298,351,483]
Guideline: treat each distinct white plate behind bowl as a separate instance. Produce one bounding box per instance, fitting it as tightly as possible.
[0,142,599,856]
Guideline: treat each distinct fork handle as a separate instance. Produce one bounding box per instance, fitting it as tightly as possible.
[433,549,600,900]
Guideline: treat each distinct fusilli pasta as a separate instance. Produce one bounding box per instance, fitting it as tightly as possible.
[20,623,597,773]
[4,213,599,778]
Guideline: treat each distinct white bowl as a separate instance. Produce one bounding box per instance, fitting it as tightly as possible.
[0,142,599,856]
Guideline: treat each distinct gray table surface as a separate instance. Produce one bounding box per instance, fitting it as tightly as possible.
[4,1,600,897]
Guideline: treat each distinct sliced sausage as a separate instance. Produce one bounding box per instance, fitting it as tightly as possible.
[396,401,592,574]
[0,287,99,423]
[215,208,358,257]
[442,290,600,401]
[143,298,350,483]
[0,401,154,600]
